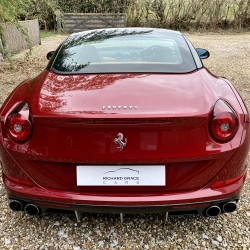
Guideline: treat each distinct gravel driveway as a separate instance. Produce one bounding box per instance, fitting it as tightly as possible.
[0,33,250,249]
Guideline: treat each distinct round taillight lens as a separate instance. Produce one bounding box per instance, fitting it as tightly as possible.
[6,113,32,142]
[211,113,237,142]
[210,100,238,143]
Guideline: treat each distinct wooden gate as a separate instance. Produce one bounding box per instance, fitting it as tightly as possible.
[63,13,126,33]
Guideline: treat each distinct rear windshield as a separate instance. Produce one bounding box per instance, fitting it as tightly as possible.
[50,29,197,74]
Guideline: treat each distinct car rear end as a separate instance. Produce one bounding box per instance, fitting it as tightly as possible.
[0,28,249,219]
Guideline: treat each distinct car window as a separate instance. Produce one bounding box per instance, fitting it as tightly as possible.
[51,29,197,74]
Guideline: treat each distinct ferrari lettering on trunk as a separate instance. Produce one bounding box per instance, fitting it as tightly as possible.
[102,106,137,110]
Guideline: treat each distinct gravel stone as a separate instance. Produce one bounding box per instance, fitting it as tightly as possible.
[98,240,104,246]
[57,230,65,236]
[53,221,60,226]
[223,242,228,247]
[202,233,209,239]
[139,218,145,223]
[83,233,89,238]
[5,239,11,245]
[216,235,223,242]
[61,233,68,238]
[211,239,220,248]
[113,239,118,246]
[1,33,250,249]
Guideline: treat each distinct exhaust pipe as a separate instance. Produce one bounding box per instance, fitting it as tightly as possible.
[223,201,237,213]
[9,200,23,212]
[206,205,221,217]
[24,204,40,216]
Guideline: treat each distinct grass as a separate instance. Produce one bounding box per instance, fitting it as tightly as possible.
[40,30,57,38]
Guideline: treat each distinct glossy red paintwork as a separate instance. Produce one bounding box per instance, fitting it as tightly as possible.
[0,66,249,213]
[1,169,247,205]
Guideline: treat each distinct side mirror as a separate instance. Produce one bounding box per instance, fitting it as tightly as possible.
[196,48,210,59]
[46,51,55,60]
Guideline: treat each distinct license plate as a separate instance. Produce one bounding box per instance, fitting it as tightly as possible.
[77,165,165,186]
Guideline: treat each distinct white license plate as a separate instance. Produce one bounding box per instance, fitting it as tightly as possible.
[77,165,165,186]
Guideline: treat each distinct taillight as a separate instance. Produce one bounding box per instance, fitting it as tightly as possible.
[5,102,32,142]
[209,100,238,142]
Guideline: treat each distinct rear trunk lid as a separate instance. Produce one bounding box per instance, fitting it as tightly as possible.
[32,70,216,161]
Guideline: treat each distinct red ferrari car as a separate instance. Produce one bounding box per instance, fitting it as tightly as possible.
[0,28,249,222]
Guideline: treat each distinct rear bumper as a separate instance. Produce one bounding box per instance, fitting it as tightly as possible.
[3,169,247,215]
[7,195,240,216]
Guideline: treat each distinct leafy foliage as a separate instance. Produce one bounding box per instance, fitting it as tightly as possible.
[0,0,32,59]
[15,0,60,30]
[58,0,130,13]
[0,0,62,60]
[127,0,250,30]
